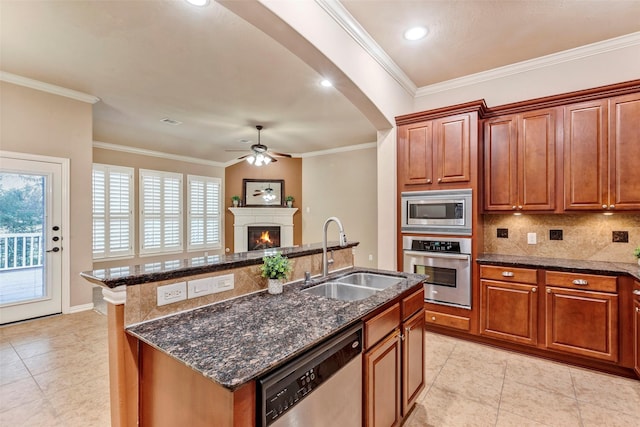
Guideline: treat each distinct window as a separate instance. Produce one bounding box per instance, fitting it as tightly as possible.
[92,164,134,260]
[139,169,183,255]
[187,175,221,251]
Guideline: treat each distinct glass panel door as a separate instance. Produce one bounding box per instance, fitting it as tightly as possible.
[0,156,62,324]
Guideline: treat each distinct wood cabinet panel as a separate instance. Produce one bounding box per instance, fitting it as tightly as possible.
[364,330,402,427]
[403,123,433,185]
[634,298,640,377]
[425,310,470,331]
[480,279,538,346]
[402,310,425,415]
[563,100,608,210]
[609,93,640,210]
[435,114,471,184]
[480,265,538,284]
[365,303,401,349]
[545,271,617,293]
[483,116,517,210]
[402,288,424,321]
[545,287,618,362]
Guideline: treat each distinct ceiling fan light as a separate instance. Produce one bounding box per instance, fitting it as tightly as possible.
[263,156,271,165]
[246,155,255,165]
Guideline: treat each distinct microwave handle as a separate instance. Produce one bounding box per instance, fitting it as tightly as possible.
[404,250,470,261]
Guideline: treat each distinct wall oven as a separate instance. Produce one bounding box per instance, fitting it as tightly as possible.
[403,236,471,309]
[401,189,472,235]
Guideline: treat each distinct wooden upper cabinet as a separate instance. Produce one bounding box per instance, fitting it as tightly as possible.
[563,100,608,210]
[401,122,433,185]
[609,93,640,210]
[434,114,471,185]
[484,108,558,212]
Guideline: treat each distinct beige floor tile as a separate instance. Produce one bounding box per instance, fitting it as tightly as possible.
[500,378,582,427]
[0,397,62,427]
[579,401,640,427]
[447,340,509,379]
[425,333,455,386]
[21,345,106,376]
[34,358,109,395]
[432,359,504,408]
[496,409,551,427]
[12,332,85,359]
[0,376,44,412]
[0,358,31,386]
[504,353,575,398]
[570,367,640,418]
[47,375,110,427]
[0,344,20,365]
[406,385,499,427]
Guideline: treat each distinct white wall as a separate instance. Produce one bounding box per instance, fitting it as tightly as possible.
[302,147,378,268]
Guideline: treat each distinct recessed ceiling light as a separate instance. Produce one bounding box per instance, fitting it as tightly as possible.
[185,0,209,6]
[404,26,428,41]
[320,79,333,88]
[160,117,182,126]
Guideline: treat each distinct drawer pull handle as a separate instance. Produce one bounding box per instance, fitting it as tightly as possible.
[431,316,436,321]
[633,290,640,296]
[501,271,515,277]
[636,307,640,313]
[572,279,588,285]
[531,287,537,293]
[547,289,551,294]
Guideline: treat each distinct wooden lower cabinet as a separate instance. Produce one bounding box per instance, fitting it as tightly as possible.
[634,298,640,377]
[402,310,425,414]
[545,286,619,362]
[365,330,402,427]
[480,279,538,346]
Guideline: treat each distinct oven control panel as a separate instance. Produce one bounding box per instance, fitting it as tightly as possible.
[411,240,461,253]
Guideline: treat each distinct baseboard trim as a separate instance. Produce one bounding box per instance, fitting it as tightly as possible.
[66,303,95,314]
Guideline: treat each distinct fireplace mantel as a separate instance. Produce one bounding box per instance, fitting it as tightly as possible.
[229,207,297,252]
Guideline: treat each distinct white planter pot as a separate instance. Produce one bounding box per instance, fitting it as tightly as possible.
[286,201,293,208]
[268,278,283,295]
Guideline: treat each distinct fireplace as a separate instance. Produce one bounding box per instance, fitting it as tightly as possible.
[248,226,281,251]
[229,207,297,253]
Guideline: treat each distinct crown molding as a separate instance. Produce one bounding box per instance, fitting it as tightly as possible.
[416,31,640,97]
[93,141,226,168]
[300,142,376,158]
[0,71,100,104]
[315,0,417,96]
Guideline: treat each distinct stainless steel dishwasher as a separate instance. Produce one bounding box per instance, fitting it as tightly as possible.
[257,322,363,427]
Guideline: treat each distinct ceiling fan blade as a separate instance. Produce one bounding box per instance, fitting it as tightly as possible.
[236,154,250,160]
[270,151,292,158]
[226,149,250,152]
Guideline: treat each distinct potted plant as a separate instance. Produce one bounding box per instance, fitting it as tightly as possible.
[634,245,640,266]
[261,253,292,294]
[231,195,240,207]
[285,195,294,208]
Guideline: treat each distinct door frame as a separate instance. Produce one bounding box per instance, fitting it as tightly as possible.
[0,150,71,315]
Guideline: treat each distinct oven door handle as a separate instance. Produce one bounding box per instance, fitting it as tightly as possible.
[404,250,470,261]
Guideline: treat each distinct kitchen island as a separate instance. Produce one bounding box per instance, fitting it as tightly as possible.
[81,242,426,427]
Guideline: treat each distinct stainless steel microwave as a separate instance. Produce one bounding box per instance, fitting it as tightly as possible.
[401,189,472,235]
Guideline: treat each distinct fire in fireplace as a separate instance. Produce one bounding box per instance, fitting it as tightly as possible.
[248,226,281,251]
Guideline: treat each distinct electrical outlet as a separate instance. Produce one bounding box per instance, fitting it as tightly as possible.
[368,254,373,261]
[187,274,234,299]
[527,232,537,245]
[157,282,187,306]
[612,231,629,243]
[549,229,563,241]
[497,228,509,238]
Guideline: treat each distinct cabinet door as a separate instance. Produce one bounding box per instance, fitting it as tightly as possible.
[609,93,640,210]
[518,108,557,211]
[635,299,640,377]
[400,122,433,186]
[365,330,402,427]
[434,113,471,184]
[545,287,618,362]
[563,100,608,210]
[480,279,538,346]
[402,310,425,415]
[484,116,518,211]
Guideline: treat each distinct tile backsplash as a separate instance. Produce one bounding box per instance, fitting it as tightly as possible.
[483,213,640,263]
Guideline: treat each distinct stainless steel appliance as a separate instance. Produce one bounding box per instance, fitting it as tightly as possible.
[403,236,471,309]
[257,323,363,427]
[401,188,472,235]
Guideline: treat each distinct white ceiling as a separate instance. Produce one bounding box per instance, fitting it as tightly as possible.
[2,0,639,164]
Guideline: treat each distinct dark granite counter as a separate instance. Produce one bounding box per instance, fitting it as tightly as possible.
[81,241,359,288]
[477,253,640,281]
[126,267,425,391]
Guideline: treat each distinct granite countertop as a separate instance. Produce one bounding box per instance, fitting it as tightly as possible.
[80,241,359,288]
[126,267,425,391]
[477,253,640,281]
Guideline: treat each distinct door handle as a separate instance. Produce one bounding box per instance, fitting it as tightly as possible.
[47,247,61,253]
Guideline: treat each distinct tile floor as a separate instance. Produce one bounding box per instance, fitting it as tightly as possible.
[1,310,639,426]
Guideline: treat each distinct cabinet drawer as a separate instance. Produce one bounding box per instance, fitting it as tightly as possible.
[365,303,400,349]
[425,310,470,331]
[402,288,424,321]
[480,265,537,284]
[545,271,617,293]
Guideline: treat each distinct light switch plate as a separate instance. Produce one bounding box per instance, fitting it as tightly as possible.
[187,274,234,299]
[527,232,537,245]
[157,282,187,306]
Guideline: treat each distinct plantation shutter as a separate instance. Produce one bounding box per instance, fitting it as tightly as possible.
[188,175,221,250]
[140,169,183,254]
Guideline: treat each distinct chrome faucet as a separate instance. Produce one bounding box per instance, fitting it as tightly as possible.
[322,216,348,277]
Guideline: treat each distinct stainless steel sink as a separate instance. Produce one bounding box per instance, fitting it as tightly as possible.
[334,272,403,290]
[302,282,378,301]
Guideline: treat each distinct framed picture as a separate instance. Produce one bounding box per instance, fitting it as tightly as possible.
[243,179,284,207]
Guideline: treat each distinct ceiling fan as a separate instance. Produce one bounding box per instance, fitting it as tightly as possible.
[228,125,292,166]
